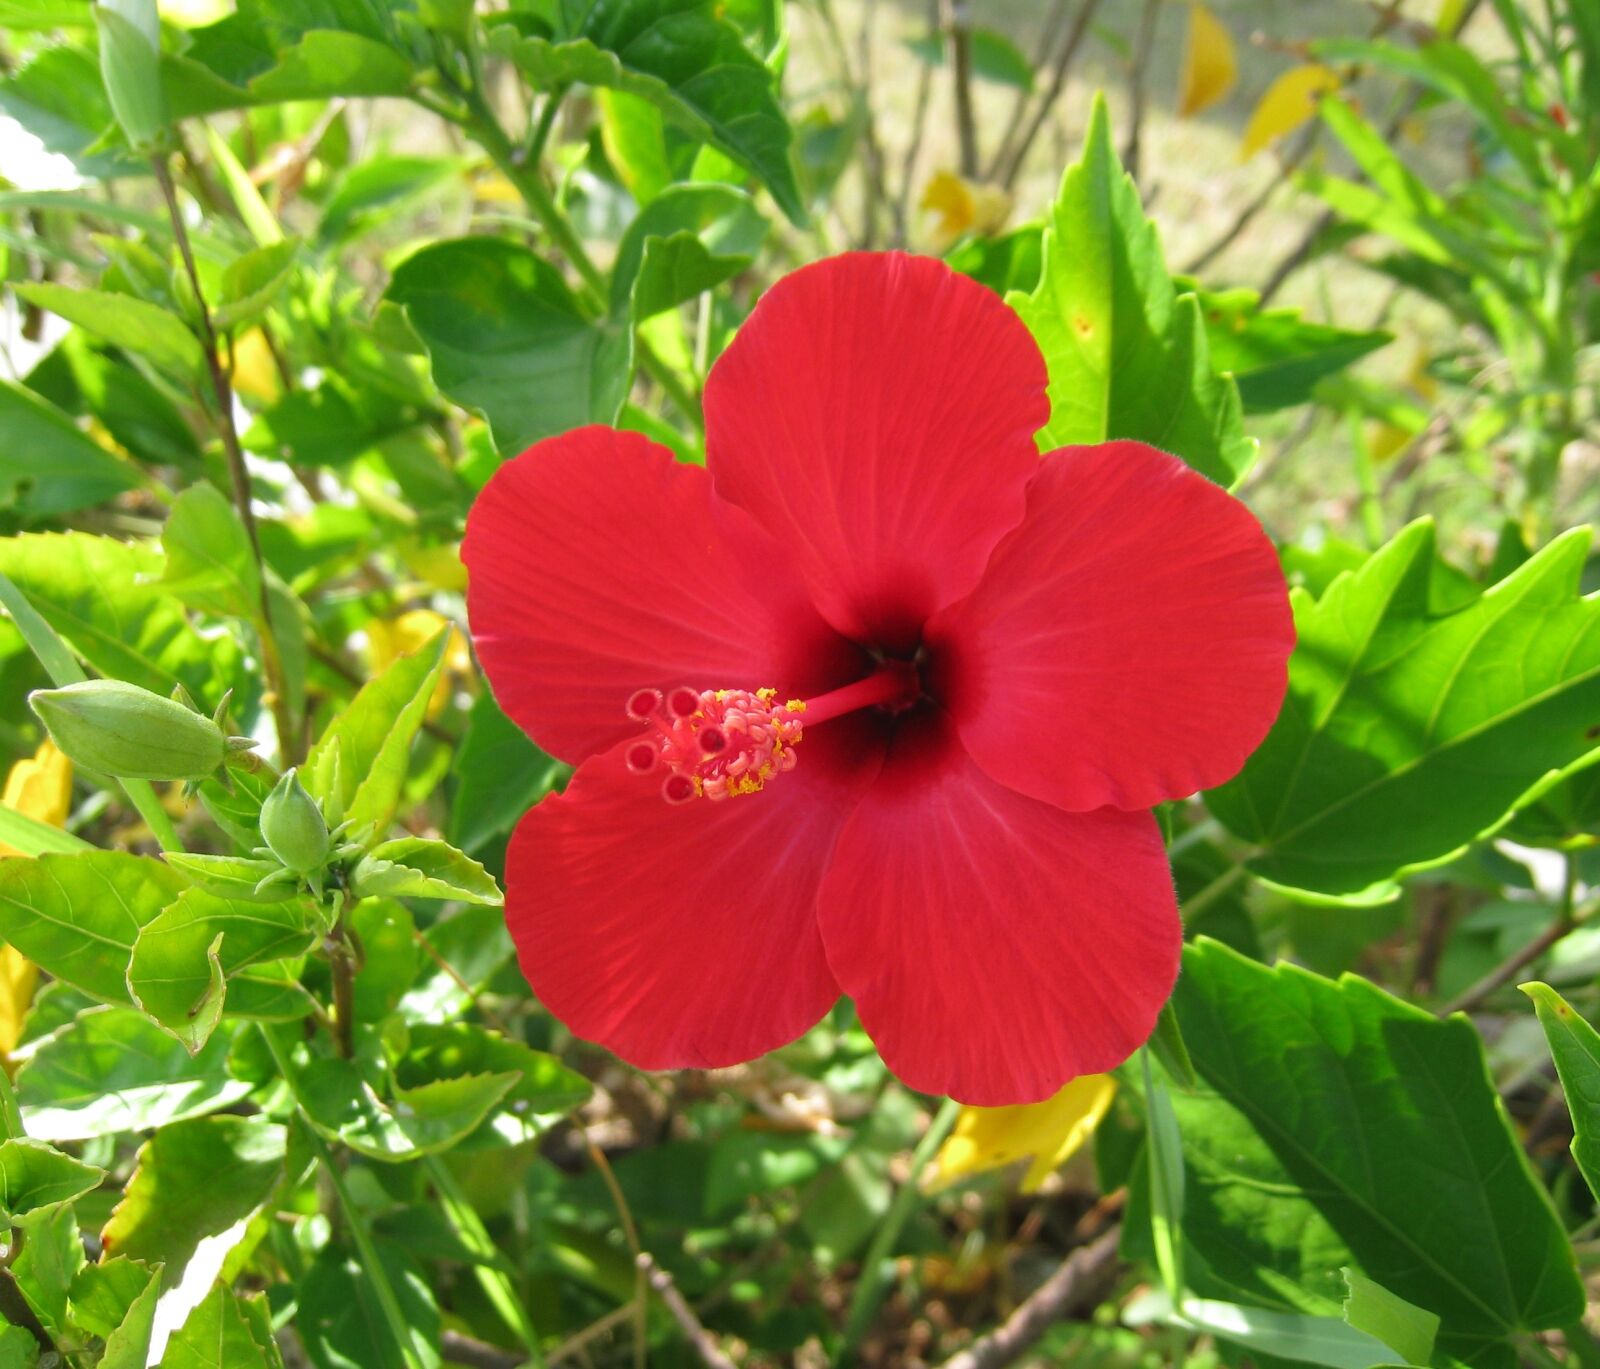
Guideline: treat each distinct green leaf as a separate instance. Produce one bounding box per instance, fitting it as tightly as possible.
[1521,982,1600,1205]
[127,890,319,1051]
[395,1023,591,1145]
[1008,95,1253,485]
[303,626,447,834]
[0,852,186,1005]
[0,532,241,702]
[161,853,290,902]
[1130,940,1583,1364]
[212,238,299,329]
[489,1,804,225]
[318,155,466,245]
[69,1256,159,1340]
[1191,285,1391,414]
[0,1138,103,1222]
[96,1264,161,1369]
[11,283,204,381]
[95,2,168,150]
[1134,1292,1412,1369]
[446,692,563,855]
[159,1282,273,1369]
[0,44,134,179]
[0,380,140,518]
[13,1204,82,1329]
[609,183,766,321]
[246,29,413,101]
[18,1006,250,1141]
[0,802,92,858]
[159,482,263,621]
[298,1244,440,1369]
[100,1115,286,1273]
[1342,1270,1439,1368]
[386,237,631,456]
[350,837,502,905]
[1208,522,1600,898]
[295,1056,519,1162]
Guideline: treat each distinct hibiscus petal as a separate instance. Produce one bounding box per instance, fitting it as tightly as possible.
[464,425,859,764]
[928,441,1294,812]
[704,252,1049,650]
[506,720,882,1070]
[817,717,1180,1106]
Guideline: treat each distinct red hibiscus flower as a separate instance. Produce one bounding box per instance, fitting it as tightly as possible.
[463,252,1293,1105]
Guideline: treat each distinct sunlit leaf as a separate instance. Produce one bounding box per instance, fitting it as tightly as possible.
[1177,1,1237,117]
[1240,64,1339,160]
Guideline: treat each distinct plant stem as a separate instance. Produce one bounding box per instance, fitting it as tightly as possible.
[258,1028,428,1369]
[995,0,1102,191]
[152,156,299,765]
[451,86,704,431]
[1120,0,1162,183]
[426,1154,543,1366]
[1441,862,1584,1016]
[836,1095,962,1363]
[940,0,979,177]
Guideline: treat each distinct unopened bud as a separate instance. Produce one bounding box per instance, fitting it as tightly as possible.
[259,767,330,873]
[30,680,228,781]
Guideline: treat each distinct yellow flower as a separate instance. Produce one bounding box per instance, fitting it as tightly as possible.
[365,610,473,720]
[920,170,1012,252]
[0,740,74,1057]
[928,1075,1116,1194]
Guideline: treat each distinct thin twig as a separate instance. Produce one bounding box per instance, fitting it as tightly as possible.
[996,0,1103,191]
[814,0,895,248]
[987,0,1071,181]
[893,0,940,244]
[585,1137,648,1369]
[1120,0,1163,184]
[938,1225,1123,1369]
[941,0,979,177]
[441,1330,526,1369]
[1442,868,1585,1016]
[152,156,299,764]
[636,1251,739,1369]
[546,1306,636,1366]
[1182,122,1320,276]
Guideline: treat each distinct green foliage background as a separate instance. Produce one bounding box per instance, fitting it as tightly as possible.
[0,0,1596,1366]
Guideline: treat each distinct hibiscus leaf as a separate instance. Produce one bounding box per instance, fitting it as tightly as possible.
[1124,940,1583,1366]
[1521,982,1600,1206]
[608,183,767,322]
[303,626,449,835]
[159,482,263,623]
[17,1007,250,1142]
[386,236,632,456]
[0,379,141,520]
[158,1282,276,1369]
[487,0,804,226]
[12,283,205,383]
[0,1138,104,1223]
[293,1057,519,1162]
[349,836,502,906]
[126,890,319,1053]
[100,1115,287,1276]
[1009,94,1254,486]
[0,532,243,704]
[1207,520,1600,899]
[0,852,187,1006]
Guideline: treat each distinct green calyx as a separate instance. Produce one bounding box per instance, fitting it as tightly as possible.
[29,679,249,781]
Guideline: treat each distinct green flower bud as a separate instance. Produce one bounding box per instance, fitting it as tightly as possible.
[30,680,228,781]
[259,767,330,873]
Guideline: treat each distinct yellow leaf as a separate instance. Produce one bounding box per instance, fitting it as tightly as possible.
[1177,1,1237,118]
[399,539,469,593]
[929,1075,1116,1194]
[0,740,72,1057]
[231,326,282,403]
[1240,64,1341,160]
[366,610,471,720]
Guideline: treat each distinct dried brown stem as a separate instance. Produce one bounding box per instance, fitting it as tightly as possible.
[941,0,979,177]
[637,1250,740,1369]
[1120,0,1163,185]
[939,1225,1123,1369]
